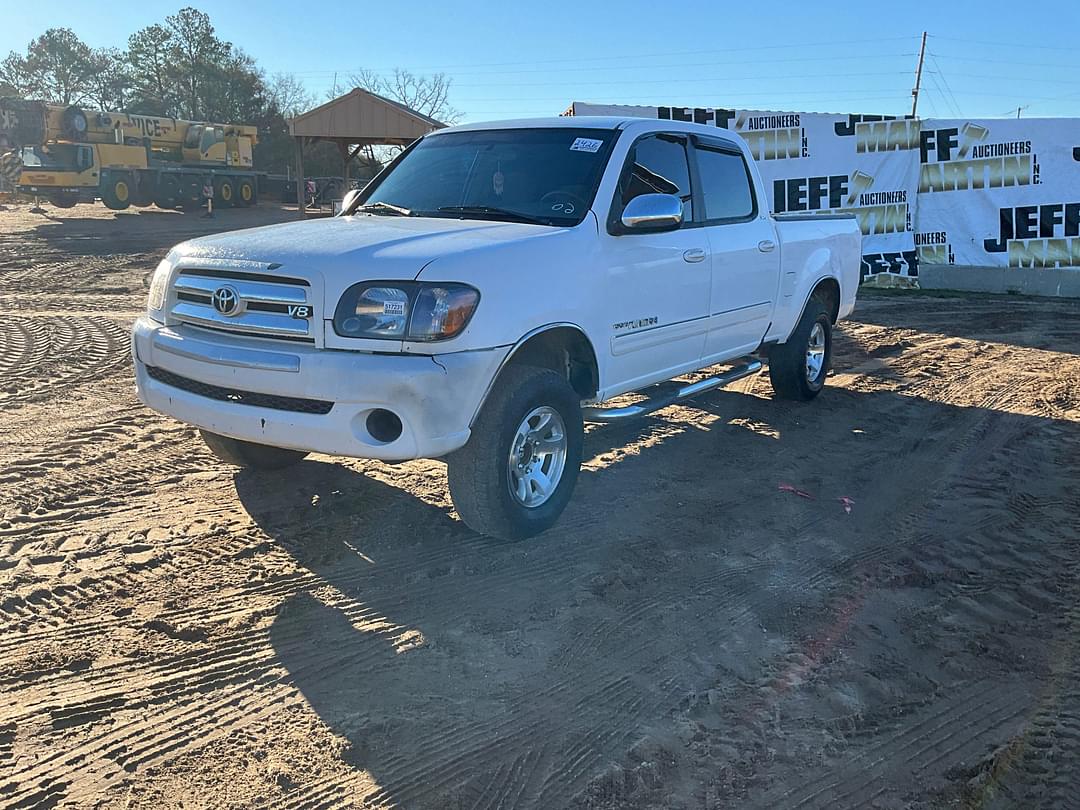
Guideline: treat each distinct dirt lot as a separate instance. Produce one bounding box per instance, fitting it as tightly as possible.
[1,201,1078,810]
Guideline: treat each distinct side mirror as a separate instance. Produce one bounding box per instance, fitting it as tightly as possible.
[338,189,362,216]
[620,193,683,232]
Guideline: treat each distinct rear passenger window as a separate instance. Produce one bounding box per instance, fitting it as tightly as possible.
[618,134,693,222]
[696,146,755,222]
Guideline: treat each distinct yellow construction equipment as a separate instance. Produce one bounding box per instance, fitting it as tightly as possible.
[1,98,262,210]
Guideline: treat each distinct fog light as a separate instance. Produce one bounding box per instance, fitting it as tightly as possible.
[366,409,402,443]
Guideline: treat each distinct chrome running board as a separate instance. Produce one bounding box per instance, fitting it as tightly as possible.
[582,360,763,423]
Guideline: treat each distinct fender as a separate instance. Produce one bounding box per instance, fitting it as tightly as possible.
[794,274,841,330]
[469,322,597,426]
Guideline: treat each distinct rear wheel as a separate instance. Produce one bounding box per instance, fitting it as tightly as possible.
[447,365,583,540]
[153,176,180,209]
[236,177,256,206]
[101,173,132,210]
[214,177,235,207]
[131,180,154,207]
[200,430,308,470]
[768,295,833,401]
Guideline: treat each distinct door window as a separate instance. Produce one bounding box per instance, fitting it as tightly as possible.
[694,144,756,223]
[616,134,693,223]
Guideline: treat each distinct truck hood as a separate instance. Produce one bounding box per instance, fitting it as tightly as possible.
[176,214,567,295]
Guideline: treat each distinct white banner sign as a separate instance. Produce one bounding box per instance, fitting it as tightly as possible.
[566,102,922,279]
[915,117,1080,269]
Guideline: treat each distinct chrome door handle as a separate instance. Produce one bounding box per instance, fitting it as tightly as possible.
[758,240,776,253]
[683,248,707,263]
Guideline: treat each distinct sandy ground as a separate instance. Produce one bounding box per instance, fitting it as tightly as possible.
[1,200,1079,810]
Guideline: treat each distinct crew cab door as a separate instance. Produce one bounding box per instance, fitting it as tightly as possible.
[692,137,782,362]
[599,133,711,394]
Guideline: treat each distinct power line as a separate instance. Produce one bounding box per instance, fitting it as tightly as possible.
[288,52,918,79]
[926,69,961,117]
[449,71,912,90]
[929,34,1079,53]
[454,97,912,117]
[926,71,1080,86]
[927,53,1080,70]
[927,53,963,116]
[293,35,923,73]
[419,87,914,103]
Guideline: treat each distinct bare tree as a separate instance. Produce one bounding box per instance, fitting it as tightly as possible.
[268,72,315,118]
[350,68,460,124]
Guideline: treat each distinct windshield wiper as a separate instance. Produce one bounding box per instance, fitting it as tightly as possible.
[356,201,413,216]
[436,205,549,225]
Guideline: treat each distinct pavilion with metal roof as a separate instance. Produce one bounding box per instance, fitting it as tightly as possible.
[287,87,445,212]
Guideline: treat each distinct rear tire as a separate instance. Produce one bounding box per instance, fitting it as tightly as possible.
[154,177,180,209]
[131,180,154,207]
[200,430,308,470]
[236,177,256,206]
[447,365,583,540]
[768,295,833,401]
[214,177,235,208]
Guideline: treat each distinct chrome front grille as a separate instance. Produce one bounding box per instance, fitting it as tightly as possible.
[170,269,314,342]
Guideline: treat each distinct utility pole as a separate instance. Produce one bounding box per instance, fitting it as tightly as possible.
[911,31,928,118]
[1017,107,1022,119]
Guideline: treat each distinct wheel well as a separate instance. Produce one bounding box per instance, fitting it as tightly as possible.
[504,326,598,399]
[811,277,841,323]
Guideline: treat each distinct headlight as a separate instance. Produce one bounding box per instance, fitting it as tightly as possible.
[409,285,481,341]
[147,258,172,318]
[333,282,480,341]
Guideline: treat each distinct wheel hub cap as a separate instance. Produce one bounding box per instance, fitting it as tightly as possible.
[508,406,567,508]
[806,321,826,383]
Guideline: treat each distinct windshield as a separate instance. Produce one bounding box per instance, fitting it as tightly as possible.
[359,128,617,226]
[20,144,78,170]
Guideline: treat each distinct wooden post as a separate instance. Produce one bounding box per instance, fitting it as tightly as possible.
[346,144,364,189]
[338,140,350,189]
[294,137,305,217]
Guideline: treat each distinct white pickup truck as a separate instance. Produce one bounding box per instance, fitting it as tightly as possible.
[133,116,860,539]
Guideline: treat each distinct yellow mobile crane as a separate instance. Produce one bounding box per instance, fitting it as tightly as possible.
[0,98,262,210]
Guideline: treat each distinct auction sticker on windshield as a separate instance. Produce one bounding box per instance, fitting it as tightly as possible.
[570,137,603,153]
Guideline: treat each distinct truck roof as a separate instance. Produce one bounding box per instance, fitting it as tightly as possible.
[433,115,745,150]
[438,116,634,133]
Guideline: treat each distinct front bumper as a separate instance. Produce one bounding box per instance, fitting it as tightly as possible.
[132,317,509,460]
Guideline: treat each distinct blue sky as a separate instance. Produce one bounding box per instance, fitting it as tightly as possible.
[5,0,1080,121]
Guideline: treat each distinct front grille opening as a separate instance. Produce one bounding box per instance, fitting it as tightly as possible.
[145,366,333,415]
[179,268,310,286]
[183,323,315,344]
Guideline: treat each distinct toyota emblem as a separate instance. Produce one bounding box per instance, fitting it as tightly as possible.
[212,285,241,316]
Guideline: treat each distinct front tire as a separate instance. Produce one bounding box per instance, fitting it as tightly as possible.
[768,295,833,401]
[101,173,132,210]
[48,191,79,209]
[447,365,583,540]
[200,430,307,470]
